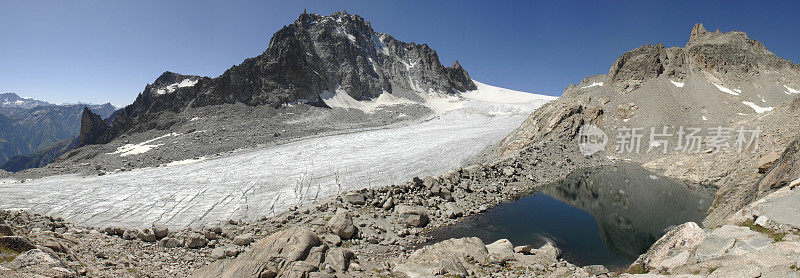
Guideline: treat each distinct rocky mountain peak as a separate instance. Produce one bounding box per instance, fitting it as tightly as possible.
[604,23,796,92]
[689,23,709,42]
[81,11,476,146]
[0,93,53,109]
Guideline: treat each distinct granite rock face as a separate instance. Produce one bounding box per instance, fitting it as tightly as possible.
[83,11,476,146]
[78,107,109,147]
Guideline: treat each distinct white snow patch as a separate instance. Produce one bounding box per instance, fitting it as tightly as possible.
[462,80,556,104]
[710,82,740,96]
[733,88,742,94]
[785,85,800,94]
[581,82,604,89]
[737,112,748,116]
[334,26,356,43]
[282,99,310,107]
[367,57,380,73]
[670,80,685,88]
[164,157,208,167]
[623,118,630,122]
[189,117,201,122]
[108,133,180,157]
[320,88,412,113]
[742,101,774,113]
[156,79,198,95]
[702,115,708,121]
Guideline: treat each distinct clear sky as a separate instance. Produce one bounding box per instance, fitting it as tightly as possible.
[1,0,798,106]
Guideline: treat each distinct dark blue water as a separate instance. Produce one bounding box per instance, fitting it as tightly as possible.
[425,163,714,270]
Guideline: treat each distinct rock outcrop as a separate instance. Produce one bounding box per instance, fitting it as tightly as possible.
[78,107,109,147]
[192,227,354,278]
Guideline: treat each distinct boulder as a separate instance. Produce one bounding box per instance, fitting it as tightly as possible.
[138,228,157,242]
[486,239,515,262]
[441,202,463,219]
[395,205,429,227]
[122,229,141,240]
[695,235,735,261]
[185,234,209,249]
[343,193,365,205]
[323,248,354,272]
[210,248,228,260]
[392,237,489,278]
[5,248,77,277]
[532,242,561,263]
[160,237,182,248]
[583,265,609,275]
[103,226,124,236]
[283,261,318,278]
[513,245,532,254]
[152,224,169,239]
[326,208,356,240]
[631,222,706,271]
[192,227,321,277]
[206,224,223,234]
[305,245,328,267]
[381,197,394,210]
[233,234,255,246]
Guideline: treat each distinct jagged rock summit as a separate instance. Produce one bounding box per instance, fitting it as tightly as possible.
[84,10,475,146]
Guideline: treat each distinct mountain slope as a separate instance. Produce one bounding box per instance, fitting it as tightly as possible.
[83,11,476,147]
[496,23,800,226]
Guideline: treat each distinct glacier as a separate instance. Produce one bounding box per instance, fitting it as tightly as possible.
[0,82,555,229]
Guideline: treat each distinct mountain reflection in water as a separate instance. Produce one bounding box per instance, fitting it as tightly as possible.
[424,162,715,269]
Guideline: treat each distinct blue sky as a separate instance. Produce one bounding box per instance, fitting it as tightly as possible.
[1,0,798,106]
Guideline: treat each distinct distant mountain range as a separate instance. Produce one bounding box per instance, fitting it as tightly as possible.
[0,93,116,170]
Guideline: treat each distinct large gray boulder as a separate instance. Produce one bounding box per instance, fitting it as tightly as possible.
[4,248,77,277]
[395,205,429,227]
[631,222,706,272]
[192,227,321,278]
[323,248,354,273]
[326,208,356,240]
[392,237,489,278]
[485,239,515,262]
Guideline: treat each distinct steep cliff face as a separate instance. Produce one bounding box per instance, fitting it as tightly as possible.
[87,11,475,145]
[78,108,109,147]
